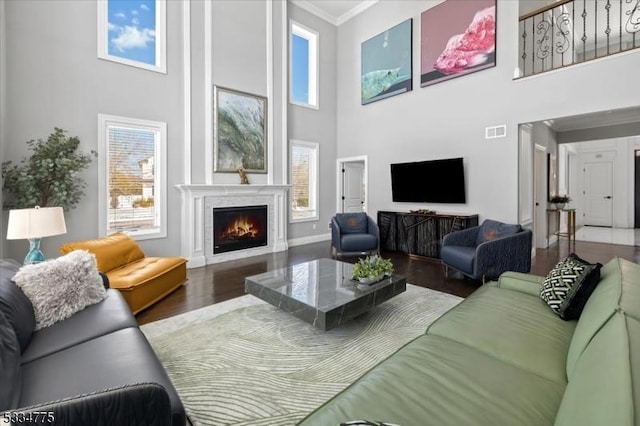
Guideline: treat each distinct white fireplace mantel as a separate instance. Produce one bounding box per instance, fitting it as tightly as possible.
[175,184,290,268]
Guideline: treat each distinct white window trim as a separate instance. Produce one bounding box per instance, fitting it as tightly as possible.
[98,114,167,240]
[289,139,319,223]
[289,20,319,110]
[97,0,167,74]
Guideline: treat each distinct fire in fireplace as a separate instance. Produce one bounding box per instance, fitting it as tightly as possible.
[213,205,268,254]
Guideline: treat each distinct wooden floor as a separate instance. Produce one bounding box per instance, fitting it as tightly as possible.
[136,239,640,325]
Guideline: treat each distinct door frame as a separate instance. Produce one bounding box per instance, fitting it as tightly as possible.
[336,155,368,214]
[534,144,550,249]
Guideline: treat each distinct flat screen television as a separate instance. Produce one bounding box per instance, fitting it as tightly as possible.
[390,157,466,203]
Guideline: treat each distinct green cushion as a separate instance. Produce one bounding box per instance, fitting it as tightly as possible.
[566,258,622,378]
[299,334,565,426]
[555,313,634,426]
[496,271,544,297]
[427,285,575,383]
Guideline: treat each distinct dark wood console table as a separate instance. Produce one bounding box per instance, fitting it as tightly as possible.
[378,211,479,259]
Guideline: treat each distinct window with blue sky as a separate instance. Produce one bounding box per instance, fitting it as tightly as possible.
[290,21,318,108]
[98,0,166,73]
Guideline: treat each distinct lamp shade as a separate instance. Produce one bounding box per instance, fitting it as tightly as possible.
[6,206,67,240]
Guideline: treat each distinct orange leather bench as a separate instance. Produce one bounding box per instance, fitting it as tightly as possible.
[60,232,187,314]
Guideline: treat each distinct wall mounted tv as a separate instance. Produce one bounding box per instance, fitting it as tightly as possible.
[390,157,466,203]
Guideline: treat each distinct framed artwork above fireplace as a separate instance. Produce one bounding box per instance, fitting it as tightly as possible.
[214,86,268,173]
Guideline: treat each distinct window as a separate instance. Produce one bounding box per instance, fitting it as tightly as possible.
[290,21,318,108]
[290,140,319,222]
[98,114,167,239]
[97,0,166,73]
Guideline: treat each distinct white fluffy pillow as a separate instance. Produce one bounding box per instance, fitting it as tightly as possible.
[12,250,107,330]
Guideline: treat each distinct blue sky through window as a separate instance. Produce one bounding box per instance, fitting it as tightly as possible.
[107,0,156,66]
[291,34,309,104]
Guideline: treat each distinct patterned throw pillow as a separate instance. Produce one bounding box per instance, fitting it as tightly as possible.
[540,253,602,320]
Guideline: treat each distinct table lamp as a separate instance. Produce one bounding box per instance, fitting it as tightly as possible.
[6,206,67,265]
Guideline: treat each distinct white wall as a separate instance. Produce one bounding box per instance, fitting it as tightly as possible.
[288,4,337,241]
[2,1,289,262]
[3,0,185,260]
[335,0,640,225]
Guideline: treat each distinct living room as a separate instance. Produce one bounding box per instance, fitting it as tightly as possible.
[1,0,639,261]
[1,0,640,425]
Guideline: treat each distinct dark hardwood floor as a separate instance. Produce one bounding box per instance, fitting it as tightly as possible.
[136,239,640,325]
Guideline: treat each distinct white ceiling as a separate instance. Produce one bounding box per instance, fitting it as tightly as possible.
[292,0,377,26]
[545,107,640,132]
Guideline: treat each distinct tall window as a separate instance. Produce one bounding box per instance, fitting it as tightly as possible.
[97,0,167,73]
[290,21,318,108]
[290,140,319,222]
[98,114,166,239]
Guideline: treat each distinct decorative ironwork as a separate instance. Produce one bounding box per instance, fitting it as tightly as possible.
[555,11,572,54]
[625,0,640,38]
[536,19,552,59]
[518,0,640,78]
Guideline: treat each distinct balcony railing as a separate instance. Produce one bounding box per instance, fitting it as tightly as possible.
[517,0,640,78]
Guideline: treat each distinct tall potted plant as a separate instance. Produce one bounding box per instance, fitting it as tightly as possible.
[2,128,96,211]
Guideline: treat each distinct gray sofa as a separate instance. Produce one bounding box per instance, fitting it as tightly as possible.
[0,259,185,426]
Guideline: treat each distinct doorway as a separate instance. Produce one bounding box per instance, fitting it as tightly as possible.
[336,156,368,214]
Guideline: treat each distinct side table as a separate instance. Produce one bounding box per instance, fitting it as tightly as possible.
[546,208,576,248]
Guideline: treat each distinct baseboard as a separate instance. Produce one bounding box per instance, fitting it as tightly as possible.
[288,233,331,247]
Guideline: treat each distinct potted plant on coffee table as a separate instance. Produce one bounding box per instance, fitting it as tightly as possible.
[351,254,394,285]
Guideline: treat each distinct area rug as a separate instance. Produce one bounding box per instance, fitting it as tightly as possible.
[141,284,462,426]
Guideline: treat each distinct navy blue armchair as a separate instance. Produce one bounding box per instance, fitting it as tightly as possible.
[440,219,533,284]
[331,213,379,258]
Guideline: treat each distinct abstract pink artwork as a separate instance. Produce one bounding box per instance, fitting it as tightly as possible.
[420,0,496,87]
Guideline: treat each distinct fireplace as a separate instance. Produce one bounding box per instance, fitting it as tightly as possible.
[213,205,268,254]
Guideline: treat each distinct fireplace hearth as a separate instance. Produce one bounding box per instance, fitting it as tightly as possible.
[213,205,268,254]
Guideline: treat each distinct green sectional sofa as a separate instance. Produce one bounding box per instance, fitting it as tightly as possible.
[299,257,639,426]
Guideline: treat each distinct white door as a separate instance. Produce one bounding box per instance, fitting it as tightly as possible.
[583,161,613,226]
[534,148,548,248]
[342,162,365,212]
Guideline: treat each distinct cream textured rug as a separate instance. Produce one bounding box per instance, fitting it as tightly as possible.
[141,284,462,426]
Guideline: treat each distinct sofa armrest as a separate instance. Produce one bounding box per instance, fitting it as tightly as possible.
[5,383,172,426]
[331,218,341,250]
[475,230,532,280]
[442,226,480,247]
[496,271,544,297]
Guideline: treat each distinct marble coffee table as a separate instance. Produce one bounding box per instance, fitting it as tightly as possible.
[244,258,407,331]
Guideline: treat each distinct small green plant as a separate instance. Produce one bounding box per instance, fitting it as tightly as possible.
[352,255,394,280]
[2,128,96,211]
[550,194,571,203]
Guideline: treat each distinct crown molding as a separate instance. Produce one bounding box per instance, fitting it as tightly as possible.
[336,0,378,26]
[291,0,336,25]
[291,0,379,26]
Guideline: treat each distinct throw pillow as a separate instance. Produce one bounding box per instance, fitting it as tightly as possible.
[12,250,107,330]
[336,213,368,234]
[0,259,35,352]
[540,253,602,320]
[475,219,522,245]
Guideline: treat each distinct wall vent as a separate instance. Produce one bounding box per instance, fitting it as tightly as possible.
[485,125,507,139]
